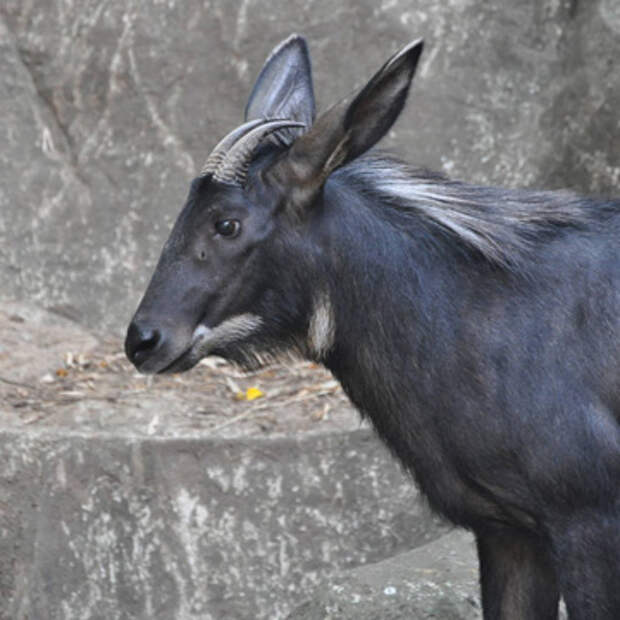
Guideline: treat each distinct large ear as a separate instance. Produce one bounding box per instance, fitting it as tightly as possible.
[267,39,424,206]
[245,34,316,131]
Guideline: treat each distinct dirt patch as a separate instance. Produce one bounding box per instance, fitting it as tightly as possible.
[0,301,361,438]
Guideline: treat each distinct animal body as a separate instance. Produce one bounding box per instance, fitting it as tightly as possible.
[125,35,620,619]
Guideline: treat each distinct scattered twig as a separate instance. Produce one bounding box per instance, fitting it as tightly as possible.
[0,375,35,390]
[208,409,257,433]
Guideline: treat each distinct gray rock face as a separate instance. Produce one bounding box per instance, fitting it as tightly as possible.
[1,0,620,332]
[0,428,449,620]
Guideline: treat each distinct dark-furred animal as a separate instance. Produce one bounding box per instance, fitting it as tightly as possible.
[125,35,620,619]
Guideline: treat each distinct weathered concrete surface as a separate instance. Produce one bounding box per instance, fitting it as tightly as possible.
[290,530,481,620]
[0,428,448,620]
[290,530,569,620]
[1,0,620,332]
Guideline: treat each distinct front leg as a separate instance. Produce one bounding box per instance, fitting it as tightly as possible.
[476,527,559,620]
[551,506,620,620]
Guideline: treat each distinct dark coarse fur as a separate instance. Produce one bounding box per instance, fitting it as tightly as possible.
[320,151,620,510]
[126,36,620,620]
[319,153,620,618]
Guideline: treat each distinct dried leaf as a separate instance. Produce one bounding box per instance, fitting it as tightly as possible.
[312,403,330,421]
[245,387,264,401]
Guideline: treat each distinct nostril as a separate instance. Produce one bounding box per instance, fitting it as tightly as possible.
[136,328,160,353]
[125,322,162,365]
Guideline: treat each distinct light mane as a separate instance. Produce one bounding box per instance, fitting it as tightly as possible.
[341,155,607,270]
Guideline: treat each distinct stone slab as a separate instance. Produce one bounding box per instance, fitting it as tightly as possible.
[0,428,449,620]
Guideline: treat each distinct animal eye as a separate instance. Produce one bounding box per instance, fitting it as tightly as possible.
[215,219,241,238]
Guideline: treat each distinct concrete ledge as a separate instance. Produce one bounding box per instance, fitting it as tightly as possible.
[289,530,481,620]
[0,427,448,620]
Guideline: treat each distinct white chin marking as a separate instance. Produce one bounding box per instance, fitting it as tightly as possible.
[190,313,263,359]
[191,324,212,343]
[308,292,335,360]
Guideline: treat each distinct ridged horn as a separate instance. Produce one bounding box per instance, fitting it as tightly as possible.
[200,119,265,176]
[213,119,305,185]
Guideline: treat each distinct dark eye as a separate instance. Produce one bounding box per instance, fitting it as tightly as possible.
[215,219,241,238]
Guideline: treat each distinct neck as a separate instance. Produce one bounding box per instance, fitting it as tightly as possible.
[313,179,469,471]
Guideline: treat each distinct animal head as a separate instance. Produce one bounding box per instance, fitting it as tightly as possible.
[125,34,424,373]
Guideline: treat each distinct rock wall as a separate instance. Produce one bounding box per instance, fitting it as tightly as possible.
[0,429,448,620]
[1,0,620,333]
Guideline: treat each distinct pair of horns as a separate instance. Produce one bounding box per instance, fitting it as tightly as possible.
[200,118,305,185]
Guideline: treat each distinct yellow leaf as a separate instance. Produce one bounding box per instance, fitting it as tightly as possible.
[245,387,264,401]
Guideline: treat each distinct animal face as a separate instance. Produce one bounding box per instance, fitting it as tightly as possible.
[126,178,280,373]
[125,34,423,373]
